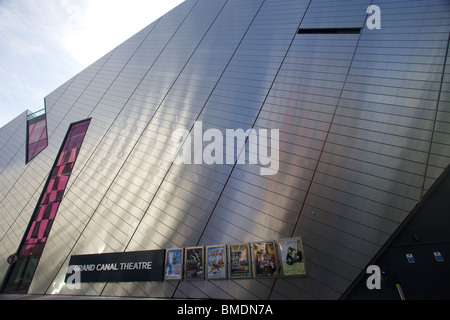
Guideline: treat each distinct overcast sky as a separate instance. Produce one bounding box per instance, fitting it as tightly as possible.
[0,0,184,128]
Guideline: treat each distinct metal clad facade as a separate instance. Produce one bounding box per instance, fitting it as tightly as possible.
[0,0,449,299]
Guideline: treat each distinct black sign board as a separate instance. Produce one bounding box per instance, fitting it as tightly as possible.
[65,250,165,283]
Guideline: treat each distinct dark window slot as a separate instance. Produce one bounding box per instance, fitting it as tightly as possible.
[298,28,361,34]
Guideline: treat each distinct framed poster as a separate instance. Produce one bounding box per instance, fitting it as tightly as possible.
[165,248,184,280]
[206,245,227,280]
[252,241,278,278]
[184,246,204,280]
[228,243,251,279]
[277,238,307,277]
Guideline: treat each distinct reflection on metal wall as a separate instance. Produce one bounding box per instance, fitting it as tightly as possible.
[0,0,449,299]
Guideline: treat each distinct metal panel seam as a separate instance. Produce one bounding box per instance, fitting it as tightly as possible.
[290,2,372,235]
[420,31,450,198]
[42,13,167,295]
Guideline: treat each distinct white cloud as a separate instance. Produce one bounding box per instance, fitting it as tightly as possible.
[0,0,77,127]
[63,0,185,67]
[0,0,184,128]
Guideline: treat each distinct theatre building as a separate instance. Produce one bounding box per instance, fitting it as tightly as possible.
[1,0,449,299]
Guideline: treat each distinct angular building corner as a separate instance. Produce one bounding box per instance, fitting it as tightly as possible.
[0,0,449,299]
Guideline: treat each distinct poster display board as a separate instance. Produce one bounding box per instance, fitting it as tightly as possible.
[206,245,227,280]
[184,246,204,280]
[277,238,307,277]
[228,243,251,279]
[165,248,184,280]
[252,241,278,278]
[65,238,307,285]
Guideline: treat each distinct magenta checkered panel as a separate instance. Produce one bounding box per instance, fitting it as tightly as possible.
[3,119,90,292]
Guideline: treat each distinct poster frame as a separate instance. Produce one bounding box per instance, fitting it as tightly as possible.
[251,240,279,278]
[228,243,252,279]
[184,246,204,281]
[277,237,307,277]
[164,248,184,281]
[206,245,227,280]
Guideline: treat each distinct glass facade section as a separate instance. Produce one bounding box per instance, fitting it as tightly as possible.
[26,109,48,164]
[2,119,90,293]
